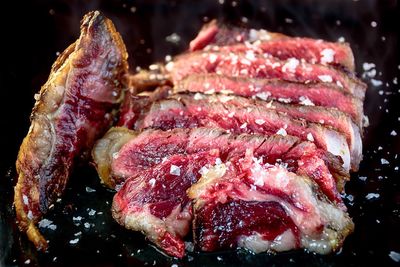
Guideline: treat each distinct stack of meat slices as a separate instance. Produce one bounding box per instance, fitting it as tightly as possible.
[93,21,366,258]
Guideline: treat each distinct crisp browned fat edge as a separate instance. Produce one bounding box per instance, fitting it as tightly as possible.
[14,11,128,250]
[92,127,138,188]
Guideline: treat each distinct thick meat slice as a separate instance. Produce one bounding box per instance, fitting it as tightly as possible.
[14,11,128,249]
[122,93,352,171]
[112,150,220,258]
[93,127,346,208]
[188,153,354,254]
[189,20,355,71]
[175,74,364,127]
[166,51,366,100]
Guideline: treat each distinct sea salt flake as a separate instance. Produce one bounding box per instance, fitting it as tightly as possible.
[318,75,333,83]
[23,195,29,205]
[366,193,380,200]
[358,176,367,181]
[38,219,54,228]
[209,53,218,64]
[84,222,91,229]
[282,58,299,73]
[371,79,383,86]
[255,119,265,125]
[240,122,248,129]
[85,186,96,193]
[194,93,204,100]
[88,209,96,216]
[24,259,31,265]
[363,62,376,71]
[256,92,271,101]
[148,178,156,187]
[276,128,287,136]
[389,251,400,262]
[307,133,315,142]
[299,96,315,106]
[320,48,335,64]
[69,238,79,244]
[170,165,181,176]
[381,158,389,165]
[390,130,397,136]
[73,216,82,221]
[165,33,181,44]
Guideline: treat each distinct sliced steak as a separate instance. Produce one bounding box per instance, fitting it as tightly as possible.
[166,51,366,100]
[175,74,364,127]
[14,11,128,249]
[188,153,354,254]
[189,20,355,71]
[124,93,352,171]
[112,150,220,258]
[94,127,346,208]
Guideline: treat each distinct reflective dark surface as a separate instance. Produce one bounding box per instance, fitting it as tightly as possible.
[1,0,399,266]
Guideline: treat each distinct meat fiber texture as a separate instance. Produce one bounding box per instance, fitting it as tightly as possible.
[92,21,367,257]
[98,127,352,257]
[14,11,128,249]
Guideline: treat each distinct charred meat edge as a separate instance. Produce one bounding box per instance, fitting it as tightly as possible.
[14,11,128,250]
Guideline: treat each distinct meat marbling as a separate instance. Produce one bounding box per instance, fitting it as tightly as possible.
[14,11,128,249]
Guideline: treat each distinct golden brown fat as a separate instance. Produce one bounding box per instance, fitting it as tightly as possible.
[92,127,138,188]
[13,10,128,250]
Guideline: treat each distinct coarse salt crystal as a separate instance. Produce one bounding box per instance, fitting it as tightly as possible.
[320,48,335,64]
[165,61,174,72]
[282,58,299,73]
[148,178,156,187]
[240,122,247,129]
[391,130,397,136]
[366,193,380,200]
[209,54,217,64]
[276,128,287,136]
[88,209,96,216]
[307,133,315,142]
[69,238,79,244]
[255,119,265,125]
[215,158,222,165]
[23,195,29,205]
[170,165,181,176]
[193,93,204,100]
[299,96,315,106]
[371,79,383,86]
[381,158,389,165]
[318,75,333,83]
[256,92,271,101]
[363,62,376,71]
[389,251,400,262]
[85,187,96,193]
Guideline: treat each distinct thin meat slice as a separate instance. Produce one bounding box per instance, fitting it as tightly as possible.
[14,11,128,249]
[189,20,355,71]
[166,51,366,100]
[93,127,347,208]
[175,74,364,127]
[173,92,362,171]
[125,94,352,171]
[188,152,354,254]
[112,150,220,258]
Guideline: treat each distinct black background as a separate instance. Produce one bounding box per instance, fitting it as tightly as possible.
[0,0,399,266]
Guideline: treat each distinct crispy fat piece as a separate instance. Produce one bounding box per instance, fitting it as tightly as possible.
[14,11,128,250]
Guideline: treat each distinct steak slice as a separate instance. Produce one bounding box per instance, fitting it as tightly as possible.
[125,93,352,171]
[175,74,364,127]
[188,153,354,254]
[14,11,128,249]
[189,20,355,71]
[166,51,366,100]
[93,127,346,208]
[112,150,220,258]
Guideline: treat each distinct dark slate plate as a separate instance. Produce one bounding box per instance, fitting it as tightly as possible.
[1,0,399,266]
